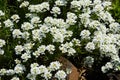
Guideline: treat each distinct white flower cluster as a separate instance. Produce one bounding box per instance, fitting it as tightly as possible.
[28,2,50,13]
[59,42,76,56]
[0,0,120,79]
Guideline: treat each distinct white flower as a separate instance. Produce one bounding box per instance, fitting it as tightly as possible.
[0,69,6,76]
[85,42,95,52]
[30,63,39,68]
[33,51,40,58]
[24,43,34,51]
[6,69,15,75]
[31,16,41,24]
[68,48,76,56]
[14,64,25,74]
[19,1,29,8]
[53,32,64,43]
[71,1,82,10]
[80,30,91,39]
[11,14,20,23]
[37,45,46,54]
[11,77,20,80]
[109,22,120,33]
[43,71,52,80]
[51,6,61,15]
[0,10,5,16]
[22,31,30,39]
[15,45,24,55]
[12,29,22,38]
[40,25,49,33]
[0,39,5,47]
[30,67,40,75]
[15,59,21,64]
[0,49,4,55]
[21,22,33,31]
[55,0,67,6]
[4,19,14,28]
[28,2,49,13]
[39,65,48,73]
[55,70,67,80]
[48,61,61,71]
[46,44,55,54]
[21,53,31,61]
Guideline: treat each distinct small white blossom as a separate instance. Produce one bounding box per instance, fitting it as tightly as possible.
[20,1,29,8]
[55,70,67,80]
[51,6,61,15]
[12,29,22,38]
[14,64,25,74]
[4,19,14,28]
[11,14,20,23]
[15,45,24,55]
[48,61,61,71]
[21,53,31,62]
[21,22,33,31]
[0,10,5,16]
[11,77,20,80]
[31,16,41,24]
[80,30,91,39]
[85,42,95,52]
[0,39,5,47]
[0,69,6,76]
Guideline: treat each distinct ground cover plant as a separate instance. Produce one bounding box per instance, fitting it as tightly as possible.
[0,0,120,80]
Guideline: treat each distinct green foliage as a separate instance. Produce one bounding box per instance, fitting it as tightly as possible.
[110,0,120,23]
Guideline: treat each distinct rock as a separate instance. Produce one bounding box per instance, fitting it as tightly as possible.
[58,57,80,80]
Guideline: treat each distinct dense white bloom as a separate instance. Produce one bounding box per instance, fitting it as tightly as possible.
[55,70,67,80]
[21,22,33,31]
[12,29,22,38]
[11,14,20,23]
[14,64,25,74]
[67,12,77,20]
[11,77,20,80]
[85,42,95,52]
[21,53,31,61]
[48,61,61,71]
[4,19,14,28]
[53,32,64,43]
[15,45,24,55]
[51,6,61,15]
[93,0,101,5]
[0,10,5,16]
[31,16,41,24]
[0,39,5,47]
[19,1,29,8]
[101,62,113,73]
[80,30,91,39]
